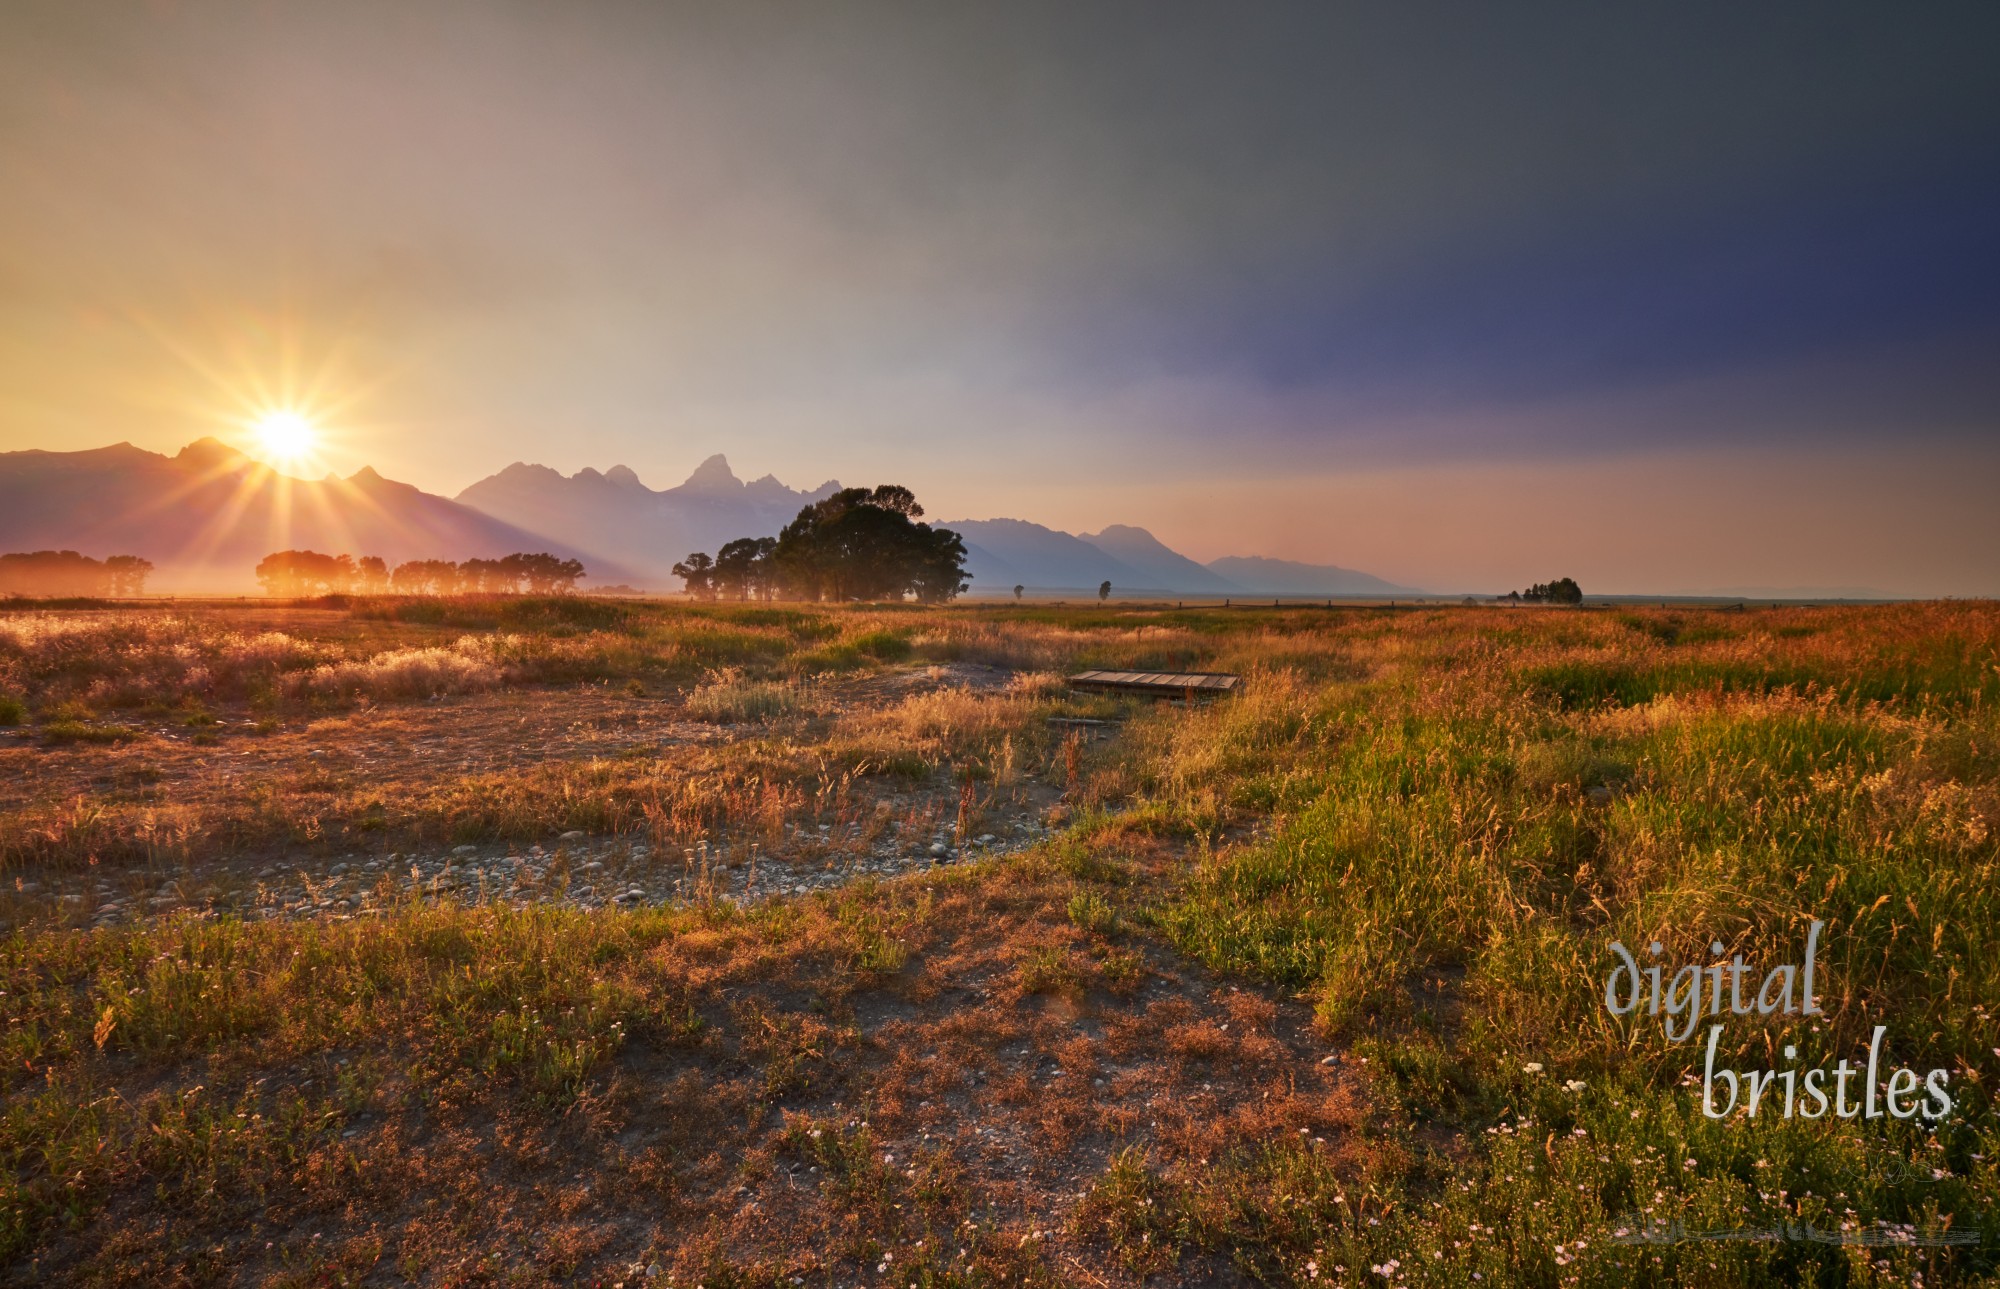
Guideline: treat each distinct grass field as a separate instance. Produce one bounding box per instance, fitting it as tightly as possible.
[2,596,1997,1286]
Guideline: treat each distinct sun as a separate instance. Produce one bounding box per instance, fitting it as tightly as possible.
[253,410,318,465]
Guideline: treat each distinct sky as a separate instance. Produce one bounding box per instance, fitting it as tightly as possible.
[2,1,1998,595]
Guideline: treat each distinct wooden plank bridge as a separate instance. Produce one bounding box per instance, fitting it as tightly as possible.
[1068,669,1241,698]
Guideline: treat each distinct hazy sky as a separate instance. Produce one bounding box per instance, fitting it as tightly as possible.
[3,1,1998,593]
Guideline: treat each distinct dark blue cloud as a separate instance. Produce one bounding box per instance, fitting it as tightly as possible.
[1100,157,2000,446]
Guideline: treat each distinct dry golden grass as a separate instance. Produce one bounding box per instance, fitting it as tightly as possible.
[2,597,1998,1285]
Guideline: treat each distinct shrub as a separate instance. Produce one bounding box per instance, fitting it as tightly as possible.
[851,628,913,661]
[286,645,501,701]
[42,719,142,746]
[684,669,815,723]
[1067,890,1118,935]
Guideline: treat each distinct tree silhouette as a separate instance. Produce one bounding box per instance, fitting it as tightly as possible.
[355,556,389,593]
[255,550,356,595]
[255,550,583,597]
[0,550,152,597]
[1013,584,1024,602]
[714,537,778,600]
[502,552,586,593]
[103,555,154,596]
[676,485,967,603]
[672,552,716,600]
[389,559,453,594]
[1098,580,1111,603]
[1514,577,1583,605]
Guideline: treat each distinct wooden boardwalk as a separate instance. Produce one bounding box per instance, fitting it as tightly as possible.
[1068,669,1241,697]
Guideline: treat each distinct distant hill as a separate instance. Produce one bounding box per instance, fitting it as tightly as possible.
[0,439,1419,598]
[0,440,623,593]
[941,518,1150,592]
[456,455,1417,596]
[1204,555,1422,596]
[942,520,1419,596]
[1078,525,1237,594]
[456,454,839,587]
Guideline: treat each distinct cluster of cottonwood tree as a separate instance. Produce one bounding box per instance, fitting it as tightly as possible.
[0,550,154,597]
[1506,577,1584,604]
[674,485,968,603]
[254,550,586,596]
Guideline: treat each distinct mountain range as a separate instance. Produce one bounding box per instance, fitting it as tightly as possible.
[0,441,1424,596]
[0,440,625,592]
[452,456,1420,595]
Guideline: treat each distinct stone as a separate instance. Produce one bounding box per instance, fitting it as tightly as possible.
[559,830,586,841]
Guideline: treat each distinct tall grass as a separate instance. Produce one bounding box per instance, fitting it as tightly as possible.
[1128,602,2000,1283]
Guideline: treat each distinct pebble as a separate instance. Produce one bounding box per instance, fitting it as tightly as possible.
[31,802,1052,927]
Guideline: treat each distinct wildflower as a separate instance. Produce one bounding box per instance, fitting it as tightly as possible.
[1523,1062,1544,1074]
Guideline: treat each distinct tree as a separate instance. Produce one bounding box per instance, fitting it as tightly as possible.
[539,554,585,593]
[391,559,461,595]
[1515,577,1583,605]
[672,552,716,600]
[761,485,967,603]
[104,555,154,596]
[714,537,778,600]
[255,550,353,596]
[903,522,971,604]
[687,485,968,604]
[458,558,503,594]
[499,552,585,594]
[1013,584,1024,602]
[1098,580,1111,603]
[0,550,149,597]
[355,556,389,594]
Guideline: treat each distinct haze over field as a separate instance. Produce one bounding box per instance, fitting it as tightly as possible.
[0,440,1421,596]
[2,2,1998,594]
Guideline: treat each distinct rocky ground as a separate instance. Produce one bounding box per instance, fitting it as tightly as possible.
[24,806,1065,929]
[3,660,1094,931]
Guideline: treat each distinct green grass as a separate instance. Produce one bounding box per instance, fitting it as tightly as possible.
[4,599,1998,1284]
[1135,605,2000,1284]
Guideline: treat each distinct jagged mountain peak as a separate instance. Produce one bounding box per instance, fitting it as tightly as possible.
[679,453,741,492]
[175,437,251,470]
[491,461,567,484]
[1081,523,1162,544]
